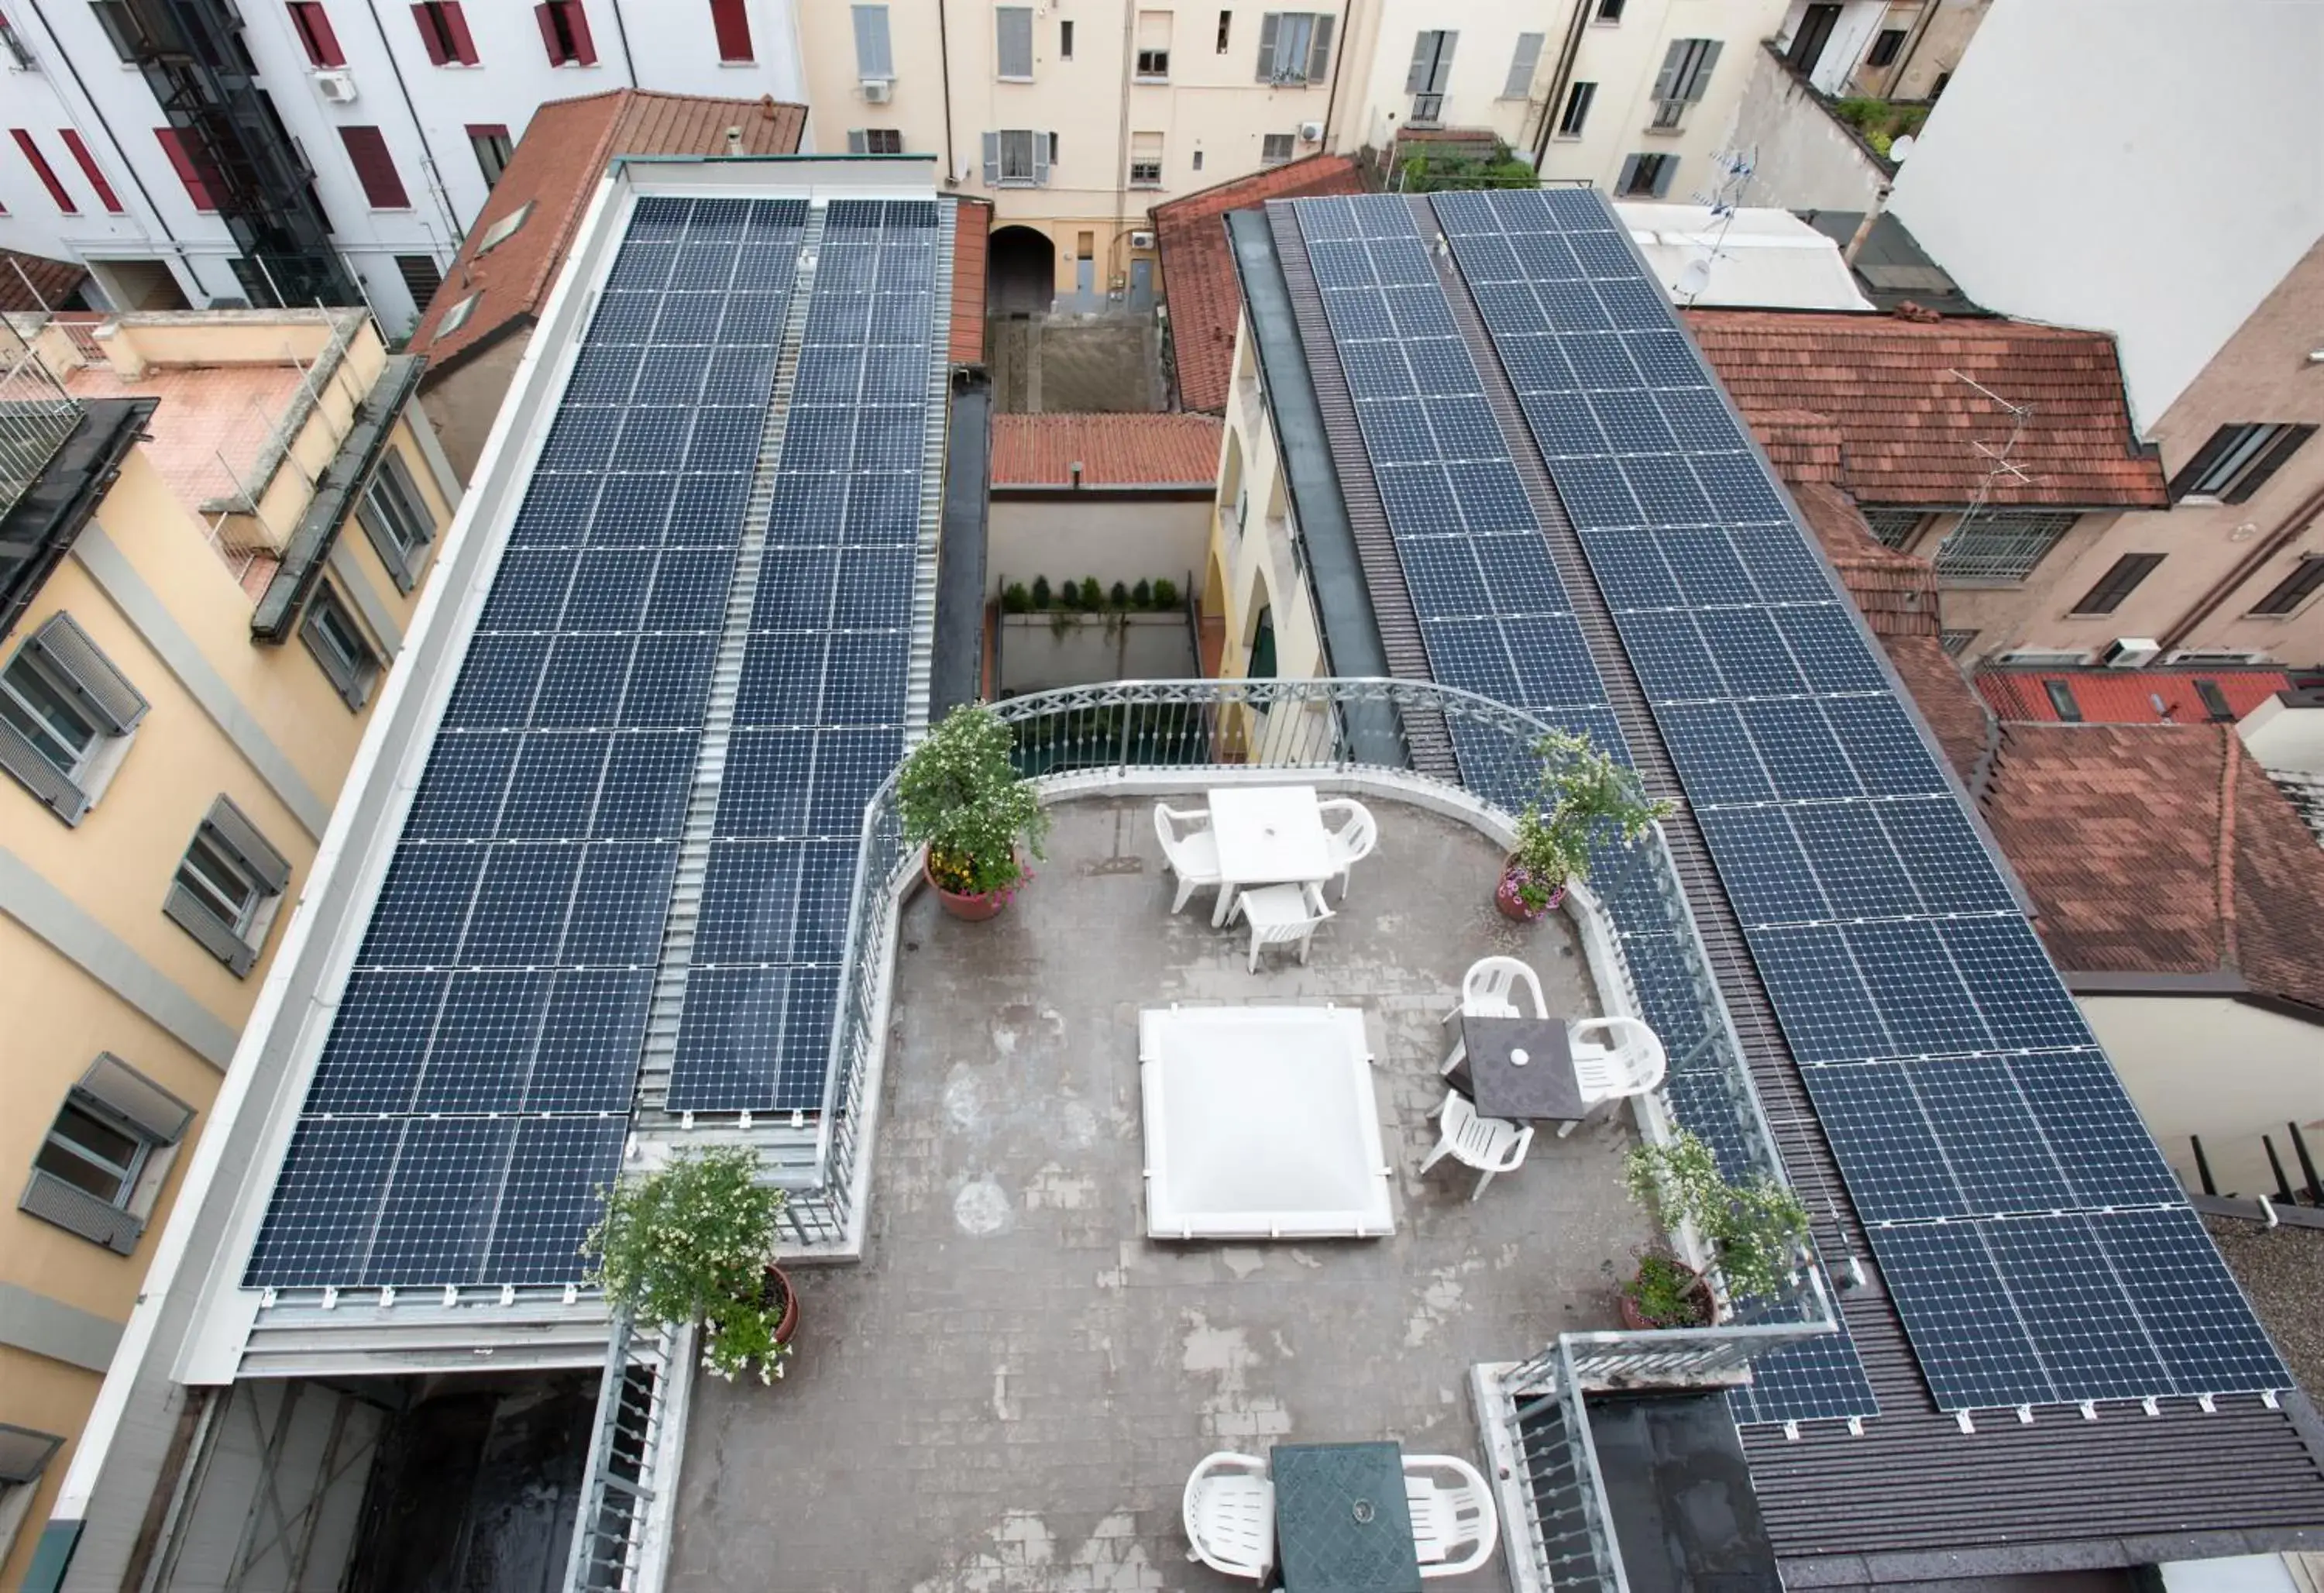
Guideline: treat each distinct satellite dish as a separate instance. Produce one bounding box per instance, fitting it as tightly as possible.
[1676,258,1713,298]
[1888,133,1917,162]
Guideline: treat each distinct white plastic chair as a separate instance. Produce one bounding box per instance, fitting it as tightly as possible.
[1402,1453,1499,1578]
[1231,882,1333,972]
[1439,955,1550,1075]
[1318,796,1379,899]
[1562,1017,1669,1138]
[1154,802,1225,916]
[1182,1451,1274,1583]
[1420,1090,1534,1201]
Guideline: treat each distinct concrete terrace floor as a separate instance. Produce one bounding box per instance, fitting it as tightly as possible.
[669,796,1658,1593]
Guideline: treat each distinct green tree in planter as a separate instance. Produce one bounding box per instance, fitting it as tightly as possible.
[583,1146,791,1385]
[897,703,1049,897]
[1504,729,1672,913]
[1623,1130,1810,1307]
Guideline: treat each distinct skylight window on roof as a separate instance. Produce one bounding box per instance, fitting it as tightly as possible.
[436,292,480,336]
[476,200,535,256]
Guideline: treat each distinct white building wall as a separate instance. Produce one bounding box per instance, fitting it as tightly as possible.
[1772,0,1887,95]
[1887,0,2324,428]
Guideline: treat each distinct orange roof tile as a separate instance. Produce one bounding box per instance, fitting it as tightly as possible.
[1684,308,2169,510]
[990,414,1222,487]
[951,199,990,365]
[1979,669,2295,724]
[0,248,88,312]
[1151,155,1367,412]
[410,90,806,376]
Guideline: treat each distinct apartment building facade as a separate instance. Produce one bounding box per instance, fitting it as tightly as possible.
[0,0,806,334]
[0,308,456,1588]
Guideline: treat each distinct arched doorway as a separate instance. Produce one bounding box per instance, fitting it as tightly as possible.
[988,225,1055,316]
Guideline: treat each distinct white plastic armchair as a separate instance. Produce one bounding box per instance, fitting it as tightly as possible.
[1420,1090,1534,1201]
[1401,1453,1499,1578]
[1231,882,1334,972]
[1154,802,1225,916]
[1562,1017,1668,1138]
[1318,797,1379,900]
[1182,1451,1275,1583]
[1439,955,1549,1075]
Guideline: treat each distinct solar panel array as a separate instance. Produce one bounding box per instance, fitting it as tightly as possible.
[1428,186,2287,1412]
[246,197,808,1289]
[669,198,940,1114]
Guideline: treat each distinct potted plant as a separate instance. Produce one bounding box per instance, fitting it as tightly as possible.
[583,1146,796,1385]
[896,702,1049,920]
[1620,1247,1714,1330]
[1619,1129,1811,1326]
[1497,730,1672,921]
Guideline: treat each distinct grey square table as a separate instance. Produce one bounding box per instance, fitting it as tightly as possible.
[1271,1440,1422,1593]
[1456,1013,1584,1123]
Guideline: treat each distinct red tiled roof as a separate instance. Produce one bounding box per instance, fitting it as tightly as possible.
[1684,308,2169,510]
[1151,154,1366,412]
[1978,669,2294,724]
[951,198,990,366]
[990,414,1222,487]
[0,249,88,312]
[1982,723,2324,1013]
[410,90,806,375]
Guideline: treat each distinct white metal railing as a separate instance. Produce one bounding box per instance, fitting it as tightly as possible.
[0,318,84,519]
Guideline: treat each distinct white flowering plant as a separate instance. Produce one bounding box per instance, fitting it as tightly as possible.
[583,1146,793,1385]
[1505,729,1671,910]
[896,702,1048,896]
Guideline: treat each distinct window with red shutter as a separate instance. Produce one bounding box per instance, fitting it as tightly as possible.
[535,0,593,64]
[12,130,76,213]
[339,126,411,208]
[412,2,476,64]
[287,2,345,65]
[156,128,219,210]
[710,0,751,60]
[60,130,122,212]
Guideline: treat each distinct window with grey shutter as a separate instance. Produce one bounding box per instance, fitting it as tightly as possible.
[1256,12,1329,84]
[1255,12,1278,78]
[2170,421,2316,504]
[22,1055,192,1255]
[356,449,433,593]
[301,584,381,709]
[988,129,1049,186]
[1651,36,1720,117]
[1302,14,1331,83]
[851,3,893,77]
[995,6,1033,78]
[0,1423,63,1487]
[164,796,290,976]
[0,612,147,825]
[1503,31,1542,98]
[1405,29,1454,92]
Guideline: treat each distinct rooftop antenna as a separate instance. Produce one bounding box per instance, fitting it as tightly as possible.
[1674,145,1756,305]
[1931,369,2036,567]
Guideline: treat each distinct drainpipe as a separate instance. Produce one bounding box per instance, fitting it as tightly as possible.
[936,0,958,181]
[358,0,466,248]
[1529,0,1590,169]
[1321,0,1356,150]
[606,0,639,86]
[2158,478,2324,652]
[1112,0,1135,305]
[1842,181,1891,265]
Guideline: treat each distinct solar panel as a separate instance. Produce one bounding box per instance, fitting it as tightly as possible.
[1432,186,2288,1412]
[246,196,810,1292]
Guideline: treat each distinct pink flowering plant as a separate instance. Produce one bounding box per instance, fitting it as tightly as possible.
[583,1146,792,1385]
[1505,730,1672,913]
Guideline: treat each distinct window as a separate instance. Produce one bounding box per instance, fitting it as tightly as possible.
[22,1055,192,1256]
[467,122,511,186]
[1649,37,1721,126]
[156,126,221,209]
[1216,9,1229,50]
[1555,78,1594,136]
[2071,552,2164,615]
[535,0,594,65]
[1,10,35,67]
[301,583,382,707]
[1192,149,1204,170]
[339,126,409,208]
[2043,679,2083,722]
[851,4,892,78]
[286,0,342,64]
[709,0,750,60]
[11,129,74,212]
[849,128,906,153]
[358,449,435,590]
[2169,421,2316,504]
[1,1425,66,1564]
[436,290,479,335]
[1255,11,1331,84]
[1135,9,1170,77]
[1129,131,1163,187]
[0,613,146,824]
[89,0,143,60]
[1260,132,1294,166]
[411,0,477,64]
[1248,606,1277,680]
[2195,679,2236,721]
[2249,554,2324,618]
[1136,45,1168,76]
[1059,18,1072,57]
[1503,31,1542,98]
[395,253,442,308]
[1939,629,1977,657]
[995,5,1033,78]
[1405,29,1456,122]
[1859,507,1924,549]
[1931,510,2078,583]
[983,128,1050,185]
[1593,0,1623,19]
[1865,26,1905,67]
[1616,151,1674,197]
[166,796,291,975]
[61,129,121,211]
[475,197,534,253]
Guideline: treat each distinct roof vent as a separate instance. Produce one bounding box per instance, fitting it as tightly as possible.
[725,125,744,155]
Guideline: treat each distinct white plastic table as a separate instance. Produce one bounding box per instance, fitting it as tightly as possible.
[1205,785,1334,926]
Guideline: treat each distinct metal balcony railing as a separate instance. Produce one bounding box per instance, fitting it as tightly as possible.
[0,320,84,520]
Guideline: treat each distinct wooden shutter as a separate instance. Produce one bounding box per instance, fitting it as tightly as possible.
[1680,38,1720,100]
[566,1,596,63]
[411,2,446,61]
[288,1,346,65]
[61,129,122,212]
[1253,12,1277,79]
[982,130,1001,184]
[1033,130,1051,185]
[1651,38,1686,100]
[205,796,293,895]
[1504,32,1543,98]
[851,4,892,77]
[12,130,76,213]
[442,1,476,60]
[29,612,147,735]
[848,129,868,153]
[996,6,1032,77]
[710,0,751,62]
[156,128,217,210]
[1404,30,1433,92]
[339,126,410,208]
[1650,155,1676,196]
[2224,423,2315,504]
[534,1,565,60]
[1305,15,1332,84]
[1616,154,1640,194]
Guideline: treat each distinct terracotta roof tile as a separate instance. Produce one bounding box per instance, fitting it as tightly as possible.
[1982,723,2324,1013]
[409,90,806,376]
[1684,308,2168,510]
[1979,669,2294,724]
[0,248,88,312]
[990,414,1222,487]
[1150,155,1366,412]
[951,199,990,365]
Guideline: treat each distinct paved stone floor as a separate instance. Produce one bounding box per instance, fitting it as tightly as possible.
[670,797,1656,1591]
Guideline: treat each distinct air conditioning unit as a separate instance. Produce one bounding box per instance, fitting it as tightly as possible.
[313,68,357,103]
[2101,636,2162,669]
[1129,229,1155,250]
[1298,121,1324,143]
[861,77,892,103]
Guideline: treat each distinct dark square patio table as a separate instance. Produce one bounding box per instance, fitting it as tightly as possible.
[1271,1440,1421,1593]
[1455,1013,1584,1123]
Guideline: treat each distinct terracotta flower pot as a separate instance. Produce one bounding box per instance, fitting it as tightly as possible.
[927,856,1012,920]
[1495,865,1566,922]
[763,1264,799,1347]
[1618,1260,1714,1331]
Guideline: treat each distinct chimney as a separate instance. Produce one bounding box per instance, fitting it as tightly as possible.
[1842,182,1893,266]
[725,126,744,157]
[1070,461,1084,489]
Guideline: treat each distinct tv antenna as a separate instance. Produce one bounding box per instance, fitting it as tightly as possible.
[1932,370,2037,566]
[1674,146,1758,304]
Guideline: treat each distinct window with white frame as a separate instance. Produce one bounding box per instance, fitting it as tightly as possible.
[165,796,291,975]
[356,449,436,590]
[851,3,894,79]
[1135,9,1171,77]
[0,612,146,824]
[1256,11,1332,84]
[2169,421,2315,504]
[1556,80,1596,136]
[1930,510,2078,583]
[302,583,382,709]
[984,129,1053,186]
[1260,132,1295,166]
[849,128,906,154]
[1129,131,1164,186]
[995,5,1034,78]
[22,1053,193,1254]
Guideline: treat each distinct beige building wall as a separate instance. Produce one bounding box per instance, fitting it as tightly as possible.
[1846,0,1989,99]
[1208,325,1328,683]
[0,331,456,1587]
